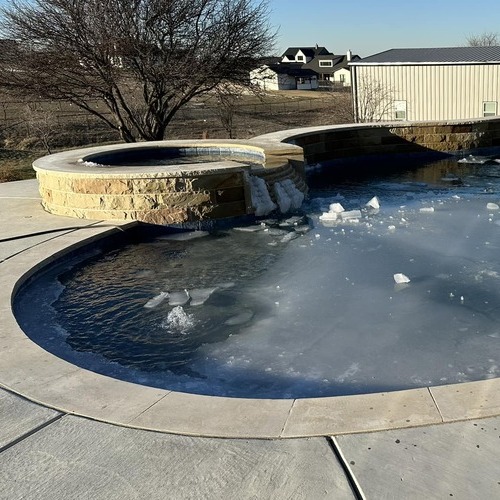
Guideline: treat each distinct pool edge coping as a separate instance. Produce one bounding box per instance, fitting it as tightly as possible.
[3,214,500,439]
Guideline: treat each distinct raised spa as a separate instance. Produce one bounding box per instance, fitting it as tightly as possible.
[15,153,500,399]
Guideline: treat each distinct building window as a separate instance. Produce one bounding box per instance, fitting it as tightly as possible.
[339,74,345,82]
[394,100,407,120]
[319,60,333,67]
[483,101,497,117]
[296,55,305,62]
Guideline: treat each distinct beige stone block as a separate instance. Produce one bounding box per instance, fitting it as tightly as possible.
[129,391,293,438]
[430,379,500,421]
[282,388,442,437]
[133,178,181,194]
[135,208,189,225]
[156,191,212,208]
[188,172,244,191]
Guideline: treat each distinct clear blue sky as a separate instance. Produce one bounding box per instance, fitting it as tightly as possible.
[268,0,500,57]
[0,0,499,58]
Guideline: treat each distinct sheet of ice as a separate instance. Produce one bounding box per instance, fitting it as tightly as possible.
[144,291,169,309]
[17,157,500,399]
[419,207,435,213]
[159,231,209,241]
[168,290,190,306]
[225,310,254,325]
[189,287,218,306]
[233,225,265,233]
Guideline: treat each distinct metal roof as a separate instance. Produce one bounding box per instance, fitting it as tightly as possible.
[351,46,500,65]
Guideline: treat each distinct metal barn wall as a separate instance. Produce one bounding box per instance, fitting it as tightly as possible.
[353,64,500,121]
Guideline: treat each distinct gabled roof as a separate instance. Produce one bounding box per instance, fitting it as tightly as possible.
[303,54,360,73]
[282,46,333,59]
[351,46,500,65]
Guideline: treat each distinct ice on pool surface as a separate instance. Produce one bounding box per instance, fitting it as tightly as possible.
[14,155,500,398]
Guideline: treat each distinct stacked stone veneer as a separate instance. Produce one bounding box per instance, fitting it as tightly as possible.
[281,119,500,165]
[35,119,500,225]
[36,169,252,225]
[34,141,307,224]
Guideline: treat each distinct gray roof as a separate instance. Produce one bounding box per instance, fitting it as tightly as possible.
[282,46,332,58]
[351,46,500,65]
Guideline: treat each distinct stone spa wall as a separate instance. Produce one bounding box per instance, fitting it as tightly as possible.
[33,118,500,225]
[267,118,500,165]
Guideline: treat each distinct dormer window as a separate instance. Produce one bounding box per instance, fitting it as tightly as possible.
[296,55,305,62]
[319,60,333,67]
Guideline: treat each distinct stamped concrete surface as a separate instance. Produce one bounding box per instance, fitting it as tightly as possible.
[335,416,500,499]
[0,389,354,500]
[0,389,61,450]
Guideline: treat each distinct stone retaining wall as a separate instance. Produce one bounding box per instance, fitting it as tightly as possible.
[34,119,500,224]
[261,119,500,165]
[34,140,306,225]
[36,169,250,225]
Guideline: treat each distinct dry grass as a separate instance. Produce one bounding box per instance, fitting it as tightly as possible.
[0,90,353,183]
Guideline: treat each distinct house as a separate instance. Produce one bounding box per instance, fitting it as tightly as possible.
[349,46,500,122]
[250,46,358,91]
[281,46,332,63]
[303,50,360,88]
[250,61,319,91]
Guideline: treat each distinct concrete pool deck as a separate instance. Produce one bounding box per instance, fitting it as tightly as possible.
[1,179,500,498]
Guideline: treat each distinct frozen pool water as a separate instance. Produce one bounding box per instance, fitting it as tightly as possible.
[14,155,500,398]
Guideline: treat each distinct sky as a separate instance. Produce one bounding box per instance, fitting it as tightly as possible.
[0,0,499,58]
[268,0,500,57]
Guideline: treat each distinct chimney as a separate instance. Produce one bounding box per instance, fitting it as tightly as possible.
[346,49,352,61]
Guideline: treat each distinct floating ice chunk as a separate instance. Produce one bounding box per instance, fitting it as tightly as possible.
[215,282,235,289]
[168,289,190,306]
[394,273,411,284]
[329,203,345,213]
[144,291,169,309]
[419,207,435,213]
[341,210,362,220]
[189,287,218,306]
[319,211,338,222]
[458,155,489,164]
[280,232,299,243]
[441,174,461,183]
[233,225,265,233]
[388,225,396,231]
[159,231,209,241]
[163,306,195,333]
[294,224,311,234]
[365,196,380,210]
[487,202,500,210]
[225,310,254,325]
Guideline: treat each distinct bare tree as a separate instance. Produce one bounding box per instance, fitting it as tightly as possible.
[23,103,57,154]
[353,74,395,122]
[466,32,499,46]
[0,0,275,143]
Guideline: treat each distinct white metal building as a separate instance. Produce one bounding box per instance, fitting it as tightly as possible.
[349,47,500,122]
